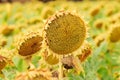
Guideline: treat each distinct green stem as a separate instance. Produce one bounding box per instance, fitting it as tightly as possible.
[25,56,35,70]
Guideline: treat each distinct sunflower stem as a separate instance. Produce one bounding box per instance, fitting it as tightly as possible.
[25,56,35,70]
[59,55,63,80]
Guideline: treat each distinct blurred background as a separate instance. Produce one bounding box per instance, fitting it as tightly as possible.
[1,0,82,3]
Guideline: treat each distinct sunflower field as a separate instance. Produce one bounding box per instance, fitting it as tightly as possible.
[0,0,120,80]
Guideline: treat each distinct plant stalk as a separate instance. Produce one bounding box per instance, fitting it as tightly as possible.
[59,55,63,80]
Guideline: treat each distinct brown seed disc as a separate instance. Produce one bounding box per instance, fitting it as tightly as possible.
[44,11,86,55]
[18,32,43,56]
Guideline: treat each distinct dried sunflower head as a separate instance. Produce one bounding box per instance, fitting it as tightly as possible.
[0,35,7,48]
[15,69,52,80]
[108,24,120,42]
[90,6,100,16]
[94,34,105,46]
[108,13,120,24]
[18,32,43,56]
[104,3,115,17]
[0,49,15,67]
[43,49,59,65]
[94,19,106,29]
[0,55,7,71]
[44,11,87,55]
[0,25,14,35]
[105,8,114,16]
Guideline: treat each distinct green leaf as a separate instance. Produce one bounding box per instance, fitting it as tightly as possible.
[32,55,41,68]
[12,56,27,72]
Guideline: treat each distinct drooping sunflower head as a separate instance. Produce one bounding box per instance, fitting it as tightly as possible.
[0,25,14,35]
[108,24,120,42]
[44,11,87,55]
[94,33,105,46]
[0,55,7,71]
[0,34,7,48]
[18,32,43,56]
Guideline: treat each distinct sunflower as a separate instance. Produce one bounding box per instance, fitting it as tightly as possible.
[108,24,120,42]
[44,11,88,80]
[44,11,87,55]
[0,55,7,71]
[18,32,43,56]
